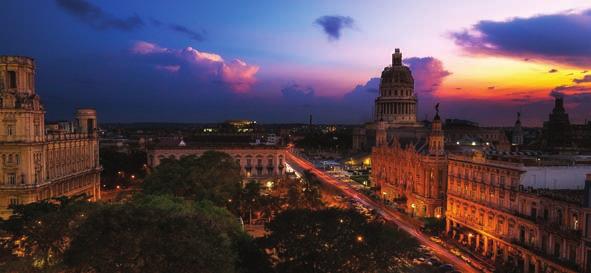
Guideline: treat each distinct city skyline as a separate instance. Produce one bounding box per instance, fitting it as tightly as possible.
[1,0,590,126]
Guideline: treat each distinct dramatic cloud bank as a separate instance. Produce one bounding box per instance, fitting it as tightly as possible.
[314,15,354,40]
[451,9,591,67]
[131,41,259,93]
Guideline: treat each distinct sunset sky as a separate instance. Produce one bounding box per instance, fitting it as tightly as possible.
[1,0,590,125]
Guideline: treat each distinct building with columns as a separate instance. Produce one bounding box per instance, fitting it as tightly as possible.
[446,152,591,273]
[0,56,101,219]
[374,48,422,128]
[148,138,287,180]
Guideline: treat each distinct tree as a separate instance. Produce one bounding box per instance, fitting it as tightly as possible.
[300,170,323,209]
[63,195,244,273]
[422,217,445,235]
[262,208,419,273]
[142,151,242,206]
[0,195,95,271]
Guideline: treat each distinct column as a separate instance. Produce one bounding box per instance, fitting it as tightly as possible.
[533,259,540,273]
[523,254,530,273]
[475,234,481,251]
[446,219,451,233]
[492,240,498,260]
[483,236,489,256]
[503,246,509,263]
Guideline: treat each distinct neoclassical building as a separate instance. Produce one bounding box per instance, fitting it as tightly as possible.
[148,138,287,179]
[372,108,447,218]
[374,48,422,127]
[0,56,101,219]
[446,152,591,273]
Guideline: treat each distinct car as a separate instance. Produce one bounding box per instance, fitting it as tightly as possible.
[430,236,443,244]
[427,258,441,267]
[450,248,461,256]
[459,255,471,264]
[438,264,454,272]
[412,257,426,264]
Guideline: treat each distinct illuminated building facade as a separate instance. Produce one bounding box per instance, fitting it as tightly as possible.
[0,56,101,219]
[446,153,591,273]
[372,108,447,218]
[148,138,287,179]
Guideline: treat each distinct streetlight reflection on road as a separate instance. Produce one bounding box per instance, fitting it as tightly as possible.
[286,151,485,273]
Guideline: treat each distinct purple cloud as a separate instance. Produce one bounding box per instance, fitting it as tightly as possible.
[573,75,591,84]
[403,57,451,95]
[451,9,591,67]
[314,15,354,40]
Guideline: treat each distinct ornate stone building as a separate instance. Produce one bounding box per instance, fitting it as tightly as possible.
[0,56,101,219]
[446,153,591,273]
[372,107,447,218]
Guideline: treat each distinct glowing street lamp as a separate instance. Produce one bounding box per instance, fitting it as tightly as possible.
[356,235,364,242]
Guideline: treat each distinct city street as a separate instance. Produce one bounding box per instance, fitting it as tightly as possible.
[287,151,487,273]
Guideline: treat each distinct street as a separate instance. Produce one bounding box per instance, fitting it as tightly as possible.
[287,151,486,273]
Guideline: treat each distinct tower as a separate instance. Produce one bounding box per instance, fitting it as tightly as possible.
[76,108,97,134]
[376,118,387,147]
[512,112,524,146]
[543,96,573,150]
[374,49,420,128]
[428,103,444,156]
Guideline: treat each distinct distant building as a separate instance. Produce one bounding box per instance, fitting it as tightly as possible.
[0,56,101,219]
[148,135,287,179]
[534,96,591,153]
[352,50,510,153]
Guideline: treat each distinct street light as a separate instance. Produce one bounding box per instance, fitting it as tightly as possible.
[356,235,364,242]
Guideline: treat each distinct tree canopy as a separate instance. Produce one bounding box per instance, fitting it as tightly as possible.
[142,151,242,206]
[262,208,419,273]
[0,195,272,273]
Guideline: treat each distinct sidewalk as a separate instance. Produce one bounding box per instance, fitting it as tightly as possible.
[442,236,497,272]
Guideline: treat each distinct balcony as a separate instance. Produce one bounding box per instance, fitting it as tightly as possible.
[510,239,580,272]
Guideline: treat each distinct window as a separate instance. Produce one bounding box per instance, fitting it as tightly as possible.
[6,125,14,136]
[7,173,16,185]
[8,71,17,89]
[9,197,19,207]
